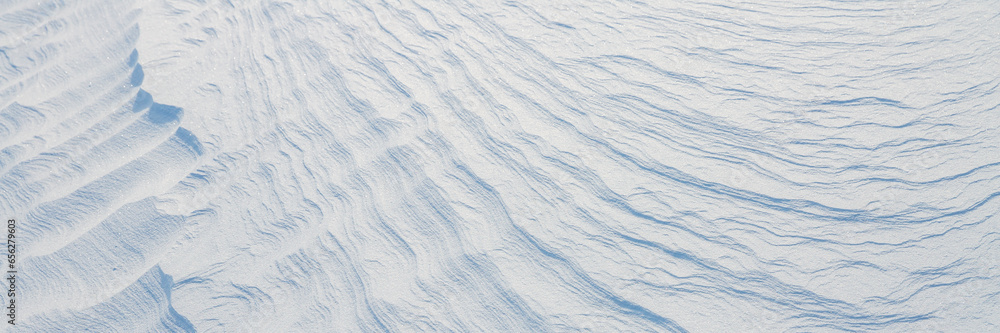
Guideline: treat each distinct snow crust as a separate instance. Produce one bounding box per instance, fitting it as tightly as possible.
[2,0,999,331]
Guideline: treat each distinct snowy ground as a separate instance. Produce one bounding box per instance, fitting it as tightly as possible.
[2,0,999,331]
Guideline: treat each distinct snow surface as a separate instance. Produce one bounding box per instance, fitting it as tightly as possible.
[2,0,999,331]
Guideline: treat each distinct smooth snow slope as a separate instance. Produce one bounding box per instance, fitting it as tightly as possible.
[3,0,1000,331]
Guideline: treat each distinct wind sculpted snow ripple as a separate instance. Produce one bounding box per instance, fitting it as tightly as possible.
[3,0,999,331]
[2,0,202,331]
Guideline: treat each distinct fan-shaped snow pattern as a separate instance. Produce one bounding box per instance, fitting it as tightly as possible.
[2,0,999,331]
